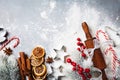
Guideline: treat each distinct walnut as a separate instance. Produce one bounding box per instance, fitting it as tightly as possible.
[3,47,12,55]
[46,56,54,63]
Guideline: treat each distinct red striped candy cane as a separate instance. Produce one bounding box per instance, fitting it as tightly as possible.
[96,29,120,79]
[106,45,116,72]
[0,36,20,51]
[96,30,110,41]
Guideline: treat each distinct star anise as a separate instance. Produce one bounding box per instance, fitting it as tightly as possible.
[3,47,13,55]
[46,56,54,63]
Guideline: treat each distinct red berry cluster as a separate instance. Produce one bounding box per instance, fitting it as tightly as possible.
[66,58,92,80]
[76,38,87,58]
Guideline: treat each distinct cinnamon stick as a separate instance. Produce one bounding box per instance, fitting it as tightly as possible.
[22,55,32,76]
[23,58,32,76]
[28,75,33,80]
[19,52,27,72]
[26,58,31,71]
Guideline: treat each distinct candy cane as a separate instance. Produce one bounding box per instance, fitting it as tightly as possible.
[106,45,116,74]
[96,30,110,41]
[0,36,20,51]
[96,29,120,79]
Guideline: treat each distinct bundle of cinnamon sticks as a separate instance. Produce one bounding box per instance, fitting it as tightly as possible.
[17,52,33,80]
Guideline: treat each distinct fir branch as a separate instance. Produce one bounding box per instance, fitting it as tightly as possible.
[7,55,21,80]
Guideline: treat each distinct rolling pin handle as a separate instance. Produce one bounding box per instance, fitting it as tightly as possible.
[82,22,92,39]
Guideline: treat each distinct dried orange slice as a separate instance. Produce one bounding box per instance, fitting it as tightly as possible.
[32,46,45,58]
[30,55,44,66]
[30,55,36,60]
[32,72,47,80]
[33,64,47,77]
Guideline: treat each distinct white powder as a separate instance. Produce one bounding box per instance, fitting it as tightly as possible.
[0,1,119,80]
[50,2,120,80]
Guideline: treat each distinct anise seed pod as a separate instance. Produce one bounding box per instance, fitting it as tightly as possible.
[46,56,54,63]
[3,47,13,56]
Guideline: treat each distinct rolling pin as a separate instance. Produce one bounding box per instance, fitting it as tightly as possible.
[82,22,108,80]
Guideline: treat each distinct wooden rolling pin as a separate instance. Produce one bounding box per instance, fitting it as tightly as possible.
[82,22,108,80]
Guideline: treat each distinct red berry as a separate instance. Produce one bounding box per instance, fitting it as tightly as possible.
[82,76,86,80]
[81,53,86,58]
[77,48,81,51]
[66,58,72,63]
[78,70,83,74]
[79,67,84,72]
[77,42,83,46]
[82,45,86,49]
[80,74,86,80]
[71,62,77,67]
[85,68,90,73]
[77,38,81,41]
[77,66,80,71]
[87,73,92,78]
[72,67,76,71]
[77,65,81,68]
[77,42,81,46]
